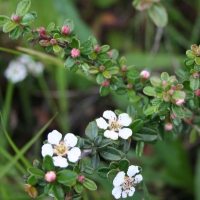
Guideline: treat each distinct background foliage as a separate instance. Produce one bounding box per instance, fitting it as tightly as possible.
[0,0,200,199]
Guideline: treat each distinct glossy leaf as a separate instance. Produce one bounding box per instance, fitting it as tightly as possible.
[130,119,144,133]
[85,121,98,141]
[52,182,65,200]
[0,15,10,26]
[43,155,55,171]
[63,18,74,32]
[190,78,199,90]
[74,182,83,193]
[107,169,118,182]
[64,56,75,68]
[3,21,18,33]
[27,167,45,178]
[20,13,34,25]
[56,170,77,185]
[100,146,121,161]
[126,69,140,80]
[91,153,100,169]
[171,104,185,118]
[119,159,130,172]
[9,26,23,40]
[83,178,97,191]
[98,167,110,179]
[143,86,155,96]
[136,141,144,157]
[99,85,110,96]
[16,0,31,16]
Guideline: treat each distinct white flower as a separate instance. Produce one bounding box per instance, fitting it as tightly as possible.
[112,165,143,199]
[41,130,81,168]
[96,110,132,140]
[4,60,27,83]
[18,55,44,76]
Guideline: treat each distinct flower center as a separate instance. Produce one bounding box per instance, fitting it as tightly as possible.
[122,176,134,191]
[54,141,70,156]
[110,120,121,131]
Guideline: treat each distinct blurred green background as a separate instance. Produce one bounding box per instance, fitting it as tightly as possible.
[0,0,200,199]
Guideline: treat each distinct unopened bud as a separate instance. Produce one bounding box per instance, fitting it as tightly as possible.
[11,14,20,22]
[170,113,177,119]
[195,89,200,96]
[99,65,105,72]
[162,81,168,87]
[103,79,110,87]
[165,122,173,131]
[77,175,85,183]
[39,40,50,47]
[191,44,198,53]
[121,65,127,72]
[163,93,171,102]
[107,51,113,59]
[193,71,200,78]
[71,48,80,58]
[140,70,150,79]
[94,45,101,53]
[45,171,56,182]
[175,99,185,106]
[24,184,38,198]
[61,25,70,35]
[127,84,133,90]
[38,27,46,35]
[167,89,174,95]
[50,39,57,45]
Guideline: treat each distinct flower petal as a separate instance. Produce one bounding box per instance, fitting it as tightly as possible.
[53,156,68,168]
[127,165,139,177]
[48,130,62,144]
[134,174,143,184]
[118,128,132,139]
[67,147,81,162]
[128,187,135,197]
[112,186,122,199]
[104,130,119,140]
[41,144,53,157]
[96,117,109,129]
[64,133,77,147]
[118,113,132,126]
[122,191,127,198]
[113,171,125,187]
[103,110,117,121]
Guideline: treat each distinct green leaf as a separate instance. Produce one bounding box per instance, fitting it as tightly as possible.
[136,141,144,157]
[127,105,137,118]
[99,146,121,161]
[195,57,200,65]
[175,69,190,79]
[0,15,10,26]
[20,13,34,25]
[186,50,196,59]
[83,178,97,191]
[107,67,119,74]
[28,175,38,185]
[91,154,100,170]
[27,167,45,178]
[85,121,98,141]
[139,127,157,142]
[98,138,113,148]
[144,106,156,115]
[9,26,23,40]
[47,22,55,32]
[130,119,144,133]
[161,72,169,81]
[107,169,118,182]
[109,162,119,169]
[64,56,75,68]
[148,3,168,27]
[52,182,65,200]
[53,45,62,53]
[171,104,185,118]
[74,182,83,193]
[56,170,78,185]
[63,18,74,32]
[127,90,136,99]
[3,21,18,33]
[99,85,110,96]
[150,76,162,87]
[100,45,110,52]
[195,149,200,200]
[84,166,95,175]
[116,87,127,95]
[103,70,112,78]
[96,73,105,84]
[143,86,155,96]
[126,69,140,80]
[43,155,55,171]
[190,78,199,90]
[16,0,31,16]
[172,90,185,100]
[119,159,130,172]
[97,53,110,62]
[98,167,110,179]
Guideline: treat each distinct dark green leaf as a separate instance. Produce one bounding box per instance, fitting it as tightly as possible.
[126,69,140,80]
[28,175,38,185]
[139,127,157,142]
[99,146,121,161]
[27,167,45,178]
[99,85,110,96]
[83,178,97,191]
[9,26,23,40]
[175,69,190,79]
[3,21,18,33]
[171,104,185,118]
[16,0,31,16]
[127,105,137,118]
[130,119,144,133]
[119,159,130,172]
[84,166,95,175]
[97,53,110,62]
[190,78,199,90]
[74,182,83,193]
[109,162,119,169]
[98,167,110,179]
[43,155,55,171]
[91,154,100,170]
[98,138,113,148]
[64,57,75,68]
[52,182,64,200]
[56,170,77,185]
[136,141,144,157]
[116,87,127,95]
[143,86,155,96]
[85,121,98,141]
[107,169,118,182]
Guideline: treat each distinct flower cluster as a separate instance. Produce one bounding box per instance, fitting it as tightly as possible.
[4,55,44,83]
[41,130,81,168]
[112,165,143,199]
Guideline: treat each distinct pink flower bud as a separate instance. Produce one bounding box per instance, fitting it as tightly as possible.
[195,89,200,96]
[77,175,85,183]
[162,81,168,87]
[38,27,46,35]
[170,113,177,119]
[140,70,150,79]
[99,65,105,72]
[127,84,133,90]
[165,122,173,131]
[193,71,200,78]
[24,184,38,198]
[11,14,20,22]
[171,85,176,90]
[61,25,70,35]
[103,79,110,86]
[121,65,127,72]
[45,171,56,182]
[107,51,113,59]
[167,89,174,95]
[71,48,80,58]
[50,39,57,45]
[175,99,185,106]
[94,45,101,53]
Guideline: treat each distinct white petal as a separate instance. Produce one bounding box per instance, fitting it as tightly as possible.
[113,171,125,187]
[64,133,77,147]
[118,113,132,126]
[53,156,68,168]
[112,186,122,199]
[128,187,135,197]
[134,174,143,184]
[127,165,139,177]
[41,144,53,157]
[104,130,119,140]
[118,128,132,139]
[96,117,109,129]
[67,147,81,162]
[48,130,62,144]
[122,191,127,198]
[103,110,117,121]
